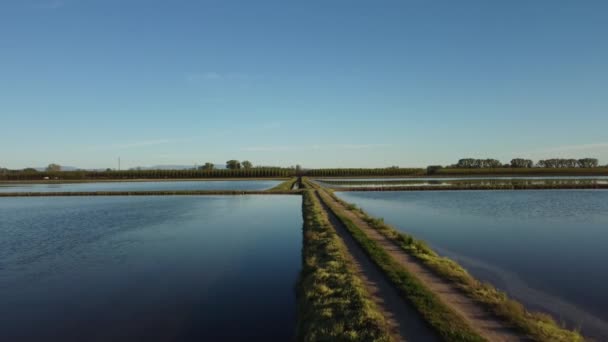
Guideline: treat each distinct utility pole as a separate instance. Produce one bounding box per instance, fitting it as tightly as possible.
[118,157,121,171]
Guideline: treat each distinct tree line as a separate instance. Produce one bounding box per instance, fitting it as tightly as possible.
[0,160,296,180]
[198,160,255,170]
[1,157,605,180]
[0,169,295,180]
[306,168,425,177]
[447,158,601,169]
[0,166,425,180]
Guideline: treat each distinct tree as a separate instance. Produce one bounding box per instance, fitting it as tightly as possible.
[484,159,502,168]
[200,162,215,170]
[226,160,241,169]
[537,158,595,168]
[578,158,599,168]
[46,163,61,172]
[538,159,557,168]
[455,158,502,168]
[456,158,476,168]
[565,159,578,168]
[23,168,38,172]
[242,160,253,169]
[510,158,534,168]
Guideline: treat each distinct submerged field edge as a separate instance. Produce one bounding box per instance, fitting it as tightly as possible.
[307,168,608,178]
[296,190,393,341]
[0,190,302,197]
[0,177,291,184]
[328,184,608,191]
[321,184,585,341]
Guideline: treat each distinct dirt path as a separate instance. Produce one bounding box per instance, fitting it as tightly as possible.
[316,189,529,342]
[314,191,441,342]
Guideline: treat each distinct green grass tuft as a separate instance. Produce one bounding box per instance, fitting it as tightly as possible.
[267,177,299,191]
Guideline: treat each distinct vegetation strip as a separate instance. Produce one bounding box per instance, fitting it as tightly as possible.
[0,190,301,197]
[311,187,488,341]
[297,190,392,341]
[325,188,584,341]
[306,168,425,177]
[3,166,607,182]
[0,168,296,181]
[267,177,299,191]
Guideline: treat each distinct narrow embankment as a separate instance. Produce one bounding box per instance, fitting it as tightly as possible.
[313,190,441,342]
[313,189,495,341]
[297,190,393,341]
[314,185,584,342]
[267,177,299,191]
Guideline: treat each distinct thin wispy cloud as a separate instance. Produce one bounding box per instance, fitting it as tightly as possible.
[241,143,391,152]
[242,146,292,152]
[89,139,178,151]
[522,142,608,156]
[112,139,174,149]
[259,122,281,130]
[537,142,608,153]
[337,143,392,150]
[516,142,608,159]
[185,72,251,82]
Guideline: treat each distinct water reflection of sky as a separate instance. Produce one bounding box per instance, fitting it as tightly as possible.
[0,180,281,192]
[318,176,608,187]
[0,195,301,341]
[338,190,608,341]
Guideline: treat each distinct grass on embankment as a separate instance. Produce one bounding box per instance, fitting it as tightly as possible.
[297,190,392,342]
[267,177,299,191]
[315,189,486,342]
[328,191,585,342]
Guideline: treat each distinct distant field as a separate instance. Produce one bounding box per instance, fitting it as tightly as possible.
[2,167,607,182]
[304,168,426,177]
[0,169,295,181]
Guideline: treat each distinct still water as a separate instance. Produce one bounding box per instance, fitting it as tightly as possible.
[338,190,608,340]
[0,195,301,341]
[0,180,281,192]
[318,176,608,188]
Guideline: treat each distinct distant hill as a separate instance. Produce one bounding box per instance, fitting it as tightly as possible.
[22,164,229,171]
[31,166,80,172]
[130,164,226,170]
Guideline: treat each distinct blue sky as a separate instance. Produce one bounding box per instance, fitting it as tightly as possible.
[1,0,607,169]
